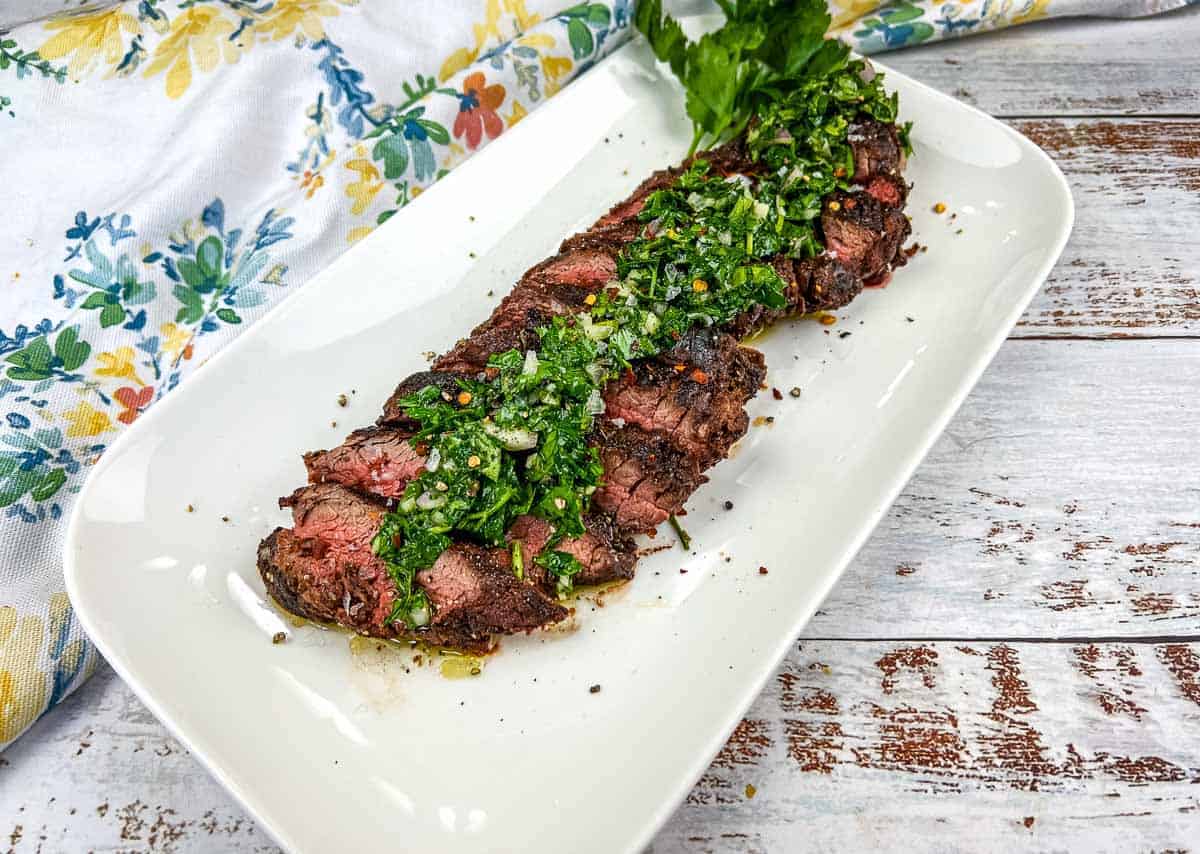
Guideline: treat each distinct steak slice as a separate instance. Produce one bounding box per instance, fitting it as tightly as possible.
[379,370,475,428]
[258,527,493,653]
[304,426,424,501]
[506,512,636,590]
[283,481,383,563]
[821,191,910,280]
[591,421,705,534]
[603,329,765,467]
[275,483,568,638]
[416,543,569,635]
[437,248,617,372]
[725,254,864,338]
[848,119,904,183]
[862,173,908,208]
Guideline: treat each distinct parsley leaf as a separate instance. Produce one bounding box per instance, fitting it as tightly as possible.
[635,0,849,154]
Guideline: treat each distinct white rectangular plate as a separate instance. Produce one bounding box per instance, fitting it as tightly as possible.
[65,35,1072,854]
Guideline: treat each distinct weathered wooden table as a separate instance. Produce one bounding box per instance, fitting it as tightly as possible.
[4,10,1199,851]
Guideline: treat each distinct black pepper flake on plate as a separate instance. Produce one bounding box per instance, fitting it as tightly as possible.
[272,631,286,644]
[723,500,734,511]
[336,393,348,407]
[789,386,801,398]
[589,684,601,694]
[838,330,851,339]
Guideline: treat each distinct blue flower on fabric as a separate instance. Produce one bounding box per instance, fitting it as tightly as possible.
[371,107,450,183]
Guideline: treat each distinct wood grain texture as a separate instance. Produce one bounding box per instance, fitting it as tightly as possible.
[0,666,280,854]
[881,5,1200,118]
[809,338,1200,637]
[1009,119,1200,338]
[658,640,1200,853]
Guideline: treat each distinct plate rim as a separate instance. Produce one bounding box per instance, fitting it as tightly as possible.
[64,45,1074,854]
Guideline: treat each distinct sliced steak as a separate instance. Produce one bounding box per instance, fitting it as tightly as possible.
[848,119,904,183]
[304,426,424,501]
[862,173,907,208]
[266,482,567,643]
[506,512,636,590]
[725,254,864,338]
[590,165,681,229]
[416,543,569,635]
[821,191,910,280]
[435,307,551,373]
[436,248,616,372]
[264,117,912,651]
[283,482,383,562]
[559,217,643,254]
[603,329,764,467]
[591,421,705,534]
[258,527,493,653]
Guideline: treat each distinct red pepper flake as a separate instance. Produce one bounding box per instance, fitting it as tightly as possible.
[690,369,709,384]
[843,196,855,209]
[758,566,769,575]
[771,387,783,401]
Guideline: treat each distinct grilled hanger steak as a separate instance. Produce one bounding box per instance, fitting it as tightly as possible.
[257,0,914,653]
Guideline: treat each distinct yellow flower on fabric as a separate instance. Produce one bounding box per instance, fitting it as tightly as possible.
[541,55,572,97]
[49,593,89,678]
[159,322,194,364]
[345,156,383,216]
[347,225,375,244]
[142,7,247,99]
[439,0,543,81]
[256,0,346,43]
[506,100,528,128]
[829,0,884,27]
[63,401,115,438]
[516,33,555,49]
[38,7,140,76]
[0,607,48,744]
[1013,0,1052,24]
[94,346,145,386]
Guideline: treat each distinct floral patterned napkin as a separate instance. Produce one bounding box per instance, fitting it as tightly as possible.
[829,0,1198,51]
[0,0,1194,751]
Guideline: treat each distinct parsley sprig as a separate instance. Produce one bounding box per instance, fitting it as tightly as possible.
[635,0,857,154]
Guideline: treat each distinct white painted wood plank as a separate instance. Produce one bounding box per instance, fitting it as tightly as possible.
[0,665,279,854]
[807,338,1200,638]
[881,6,1200,117]
[7,644,1200,853]
[1009,119,1200,338]
[658,640,1200,852]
